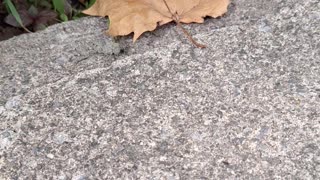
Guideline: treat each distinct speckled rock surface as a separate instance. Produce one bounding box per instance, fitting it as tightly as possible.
[0,0,320,179]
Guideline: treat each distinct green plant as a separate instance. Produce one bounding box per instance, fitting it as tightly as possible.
[3,0,31,32]
[52,0,67,21]
[1,0,96,32]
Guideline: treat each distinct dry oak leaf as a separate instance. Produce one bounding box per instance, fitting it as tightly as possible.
[83,0,230,42]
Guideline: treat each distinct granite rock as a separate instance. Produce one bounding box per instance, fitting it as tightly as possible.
[0,0,319,179]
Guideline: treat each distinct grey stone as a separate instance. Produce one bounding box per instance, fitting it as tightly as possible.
[0,0,319,179]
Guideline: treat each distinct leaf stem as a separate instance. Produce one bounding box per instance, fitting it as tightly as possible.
[162,0,206,48]
[175,18,206,48]
[162,0,174,15]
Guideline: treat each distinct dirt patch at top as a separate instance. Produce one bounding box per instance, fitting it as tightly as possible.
[0,12,25,41]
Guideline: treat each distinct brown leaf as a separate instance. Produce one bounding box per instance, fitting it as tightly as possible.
[83,0,230,42]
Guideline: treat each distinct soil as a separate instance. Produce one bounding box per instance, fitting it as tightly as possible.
[0,13,25,41]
